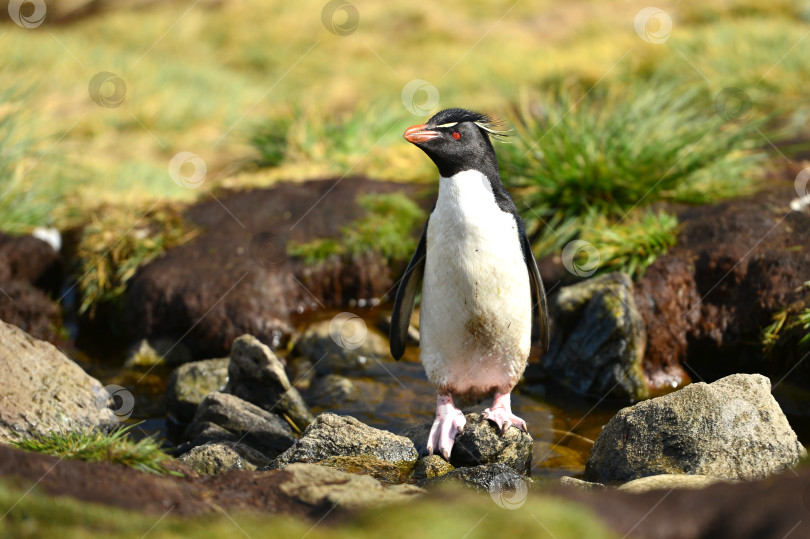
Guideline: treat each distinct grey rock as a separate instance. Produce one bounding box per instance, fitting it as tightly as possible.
[534,272,648,401]
[0,320,117,441]
[293,319,391,375]
[277,463,424,510]
[585,374,807,484]
[225,335,314,431]
[402,412,533,475]
[617,474,731,494]
[274,413,418,466]
[165,358,230,424]
[429,462,530,496]
[306,374,360,408]
[182,391,296,457]
[311,455,413,484]
[559,476,606,492]
[179,441,272,475]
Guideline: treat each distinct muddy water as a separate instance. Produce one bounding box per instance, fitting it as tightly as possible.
[78,312,622,480]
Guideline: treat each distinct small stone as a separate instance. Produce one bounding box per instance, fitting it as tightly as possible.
[429,463,531,496]
[306,374,360,408]
[225,335,314,431]
[411,455,455,483]
[401,412,533,475]
[313,455,414,484]
[182,392,296,458]
[274,413,418,467]
[165,358,229,424]
[617,474,731,494]
[584,374,807,484]
[277,463,424,510]
[293,319,391,375]
[559,476,606,492]
[179,441,272,475]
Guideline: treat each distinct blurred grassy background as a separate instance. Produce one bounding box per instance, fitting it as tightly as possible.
[1,0,809,268]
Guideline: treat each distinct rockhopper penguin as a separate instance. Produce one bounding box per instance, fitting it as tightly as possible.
[390,108,550,460]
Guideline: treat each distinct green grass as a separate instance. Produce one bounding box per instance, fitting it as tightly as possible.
[10,424,181,476]
[0,479,618,539]
[76,204,198,318]
[289,192,425,265]
[502,80,766,255]
[762,283,810,356]
[579,212,679,280]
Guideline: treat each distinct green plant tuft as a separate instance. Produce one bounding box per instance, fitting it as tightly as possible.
[502,80,766,256]
[580,211,679,280]
[289,192,425,265]
[11,423,181,476]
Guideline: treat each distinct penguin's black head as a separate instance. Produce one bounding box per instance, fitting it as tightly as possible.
[404,108,507,179]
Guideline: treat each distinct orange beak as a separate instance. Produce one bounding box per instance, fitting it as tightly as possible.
[404,124,440,144]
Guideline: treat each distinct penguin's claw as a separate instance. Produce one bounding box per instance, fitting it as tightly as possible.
[427,395,466,461]
[483,406,527,434]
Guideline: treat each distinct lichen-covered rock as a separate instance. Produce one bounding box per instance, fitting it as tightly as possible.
[312,455,413,484]
[179,441,272,475]
[0,320,117,441]
[306,374,360,408]
[277,463,424,510]
[182,392,296,457]
[411,455,455,484]
[428,463,530,496]
[617,474,730,494]
[585,374,807,484]
[274,413,418,466]
[225,335,314,431]
[402,413,533,475]
[165,358,230,424]
[532,272,648,401]
[293,319,391,375]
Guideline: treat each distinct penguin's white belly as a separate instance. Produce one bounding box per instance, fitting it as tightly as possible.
[419,170,531,399]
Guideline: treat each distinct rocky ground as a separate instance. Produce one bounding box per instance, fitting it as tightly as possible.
[1,176,810,537]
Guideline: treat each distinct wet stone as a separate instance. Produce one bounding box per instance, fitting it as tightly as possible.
[165,357,230,424]
[312,455,414,485]
[427,462,531,495]
[411,455,455,484]
[179,441,273,475]
[293,319,392,375]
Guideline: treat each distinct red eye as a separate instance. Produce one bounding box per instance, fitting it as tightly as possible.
[452,132,461,140]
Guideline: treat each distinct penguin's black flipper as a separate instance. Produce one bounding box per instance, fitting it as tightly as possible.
[390,220,428,360]
[521,231,550,351]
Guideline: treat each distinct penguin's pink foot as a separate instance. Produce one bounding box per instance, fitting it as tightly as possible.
[427,394,466,461]
[483,391,528,434]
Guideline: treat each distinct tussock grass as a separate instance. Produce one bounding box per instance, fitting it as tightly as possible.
[502,81,765,255]
[580,212,679,280]
[289,192,425,265]
[762,282,810,356]
[11,423,180,476]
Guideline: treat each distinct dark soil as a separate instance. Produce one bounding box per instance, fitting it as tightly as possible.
[124,178,428,359]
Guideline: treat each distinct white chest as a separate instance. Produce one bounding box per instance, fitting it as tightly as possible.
[419,170,532,395]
